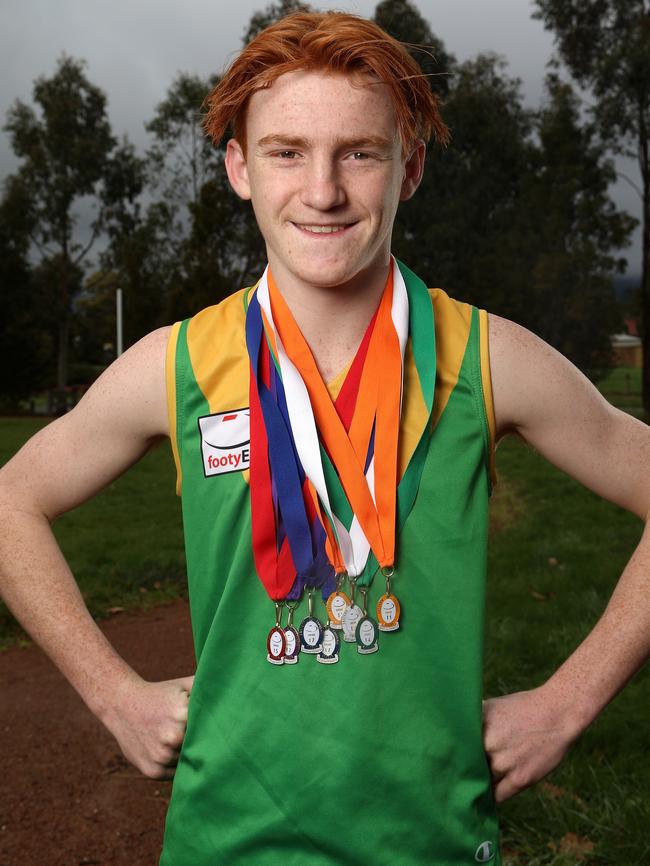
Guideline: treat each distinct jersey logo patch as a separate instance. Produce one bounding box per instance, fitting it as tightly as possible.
[475,841,495,862]
[198,408,250,477]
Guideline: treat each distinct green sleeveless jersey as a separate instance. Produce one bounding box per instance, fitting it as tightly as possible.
[159,278,500,866]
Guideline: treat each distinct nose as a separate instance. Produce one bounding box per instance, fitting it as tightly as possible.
[299,156,346,211]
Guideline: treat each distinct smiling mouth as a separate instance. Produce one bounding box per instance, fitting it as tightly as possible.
[293,223,356,234]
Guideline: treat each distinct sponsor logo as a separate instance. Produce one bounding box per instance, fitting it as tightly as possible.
[198,408,250,477]
[474,841,495,862]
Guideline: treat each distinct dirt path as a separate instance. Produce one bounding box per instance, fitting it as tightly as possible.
[0,599,194,866]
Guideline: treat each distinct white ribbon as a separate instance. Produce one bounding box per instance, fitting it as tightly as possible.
[256,257,409,576]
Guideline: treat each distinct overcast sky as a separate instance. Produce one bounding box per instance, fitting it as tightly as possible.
[0,0,642,277]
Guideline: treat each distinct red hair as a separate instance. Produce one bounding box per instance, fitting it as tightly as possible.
[204,11,450,155]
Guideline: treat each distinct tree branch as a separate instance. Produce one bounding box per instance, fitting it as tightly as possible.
[28,230,54,258]
[72,221,100,266]
[616,170,644,199]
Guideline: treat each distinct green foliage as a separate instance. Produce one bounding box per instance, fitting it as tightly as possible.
[377,0,635,375]
[533,0,650,401]
[5,55,115,236]
[1,56,127,399]
[0,2,641,389]
[395,52,533,301]
[145,72,219,216]
[533,1,650,155]
[374,0,455,96]
[92,139,166,350]
[136,70,265,320]
[170,169,266,318]
[500,75,633,374]
[242,0,312,43]
[0,183,53,407]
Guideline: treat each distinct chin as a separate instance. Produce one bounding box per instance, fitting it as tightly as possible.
[294,262,362,290]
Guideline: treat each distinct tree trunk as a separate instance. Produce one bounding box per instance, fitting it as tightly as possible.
[56,315,69,415]
[640,106,650,416]
[642,189,650,416]
[56,240,70,415]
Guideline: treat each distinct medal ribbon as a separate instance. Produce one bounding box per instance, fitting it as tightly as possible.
[246,257,436,597]
[257,259,408,576]
[247,287,378,600]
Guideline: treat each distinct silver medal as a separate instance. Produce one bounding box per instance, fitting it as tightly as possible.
[342,603,364,642]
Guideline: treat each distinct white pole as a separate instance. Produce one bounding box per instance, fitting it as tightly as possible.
[116,288,124,358]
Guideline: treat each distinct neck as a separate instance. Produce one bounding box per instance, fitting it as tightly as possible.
[267,258,391,382]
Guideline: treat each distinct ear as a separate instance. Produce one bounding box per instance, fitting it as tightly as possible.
[399,140,426,201]
[225,139,251,200]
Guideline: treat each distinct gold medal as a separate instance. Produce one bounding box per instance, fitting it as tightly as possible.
[326,577,351,630]
[376,593,401,631]
[377,567,401,632]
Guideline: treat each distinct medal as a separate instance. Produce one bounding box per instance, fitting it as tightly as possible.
[326,575,351,630]
[259,264,405,581]
[299,588,324,653]
[283,602,301,665]
[266,602,286,665]
[317,623,340,665]
[376,567,401,632]
[342,604,363,642]
[356,588,379,655]
[342,579,364,643]
[246,257,439,657]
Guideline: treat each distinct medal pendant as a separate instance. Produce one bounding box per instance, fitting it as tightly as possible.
[317,626,340,665]
[266,626,286,665]
[299,616,323,653]
[342,603,364,642]
[283,625,301,665]
[376,593,401,632]
[326,590,351,630]
[356,616,379,654]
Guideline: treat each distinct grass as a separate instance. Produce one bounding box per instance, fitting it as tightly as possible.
[487,438,649,865]
[597,366,642,411]
[0,418,185,649]
[1,378,649,863]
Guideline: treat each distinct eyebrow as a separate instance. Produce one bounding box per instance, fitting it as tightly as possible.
[255,134,393,150]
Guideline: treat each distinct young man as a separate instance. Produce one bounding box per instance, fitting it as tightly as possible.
[1,11,649,866]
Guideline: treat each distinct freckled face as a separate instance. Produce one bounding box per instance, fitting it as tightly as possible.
[225,70,423,295]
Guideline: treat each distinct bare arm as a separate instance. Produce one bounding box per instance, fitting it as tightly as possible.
[0,327,193,779]
[483,314,650,801]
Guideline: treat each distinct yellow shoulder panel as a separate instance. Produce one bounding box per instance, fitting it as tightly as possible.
[165,321,183,496]
[479,309,497,487]
[186,289,250,415]
[186,289,252,483]
[429,288,472,431]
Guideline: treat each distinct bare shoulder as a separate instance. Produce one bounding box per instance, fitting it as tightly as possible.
[487,312,650,518]
[86,325,172,424]
[65,325,173,442]
[0,326,174,519]
[487,312,610,438]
